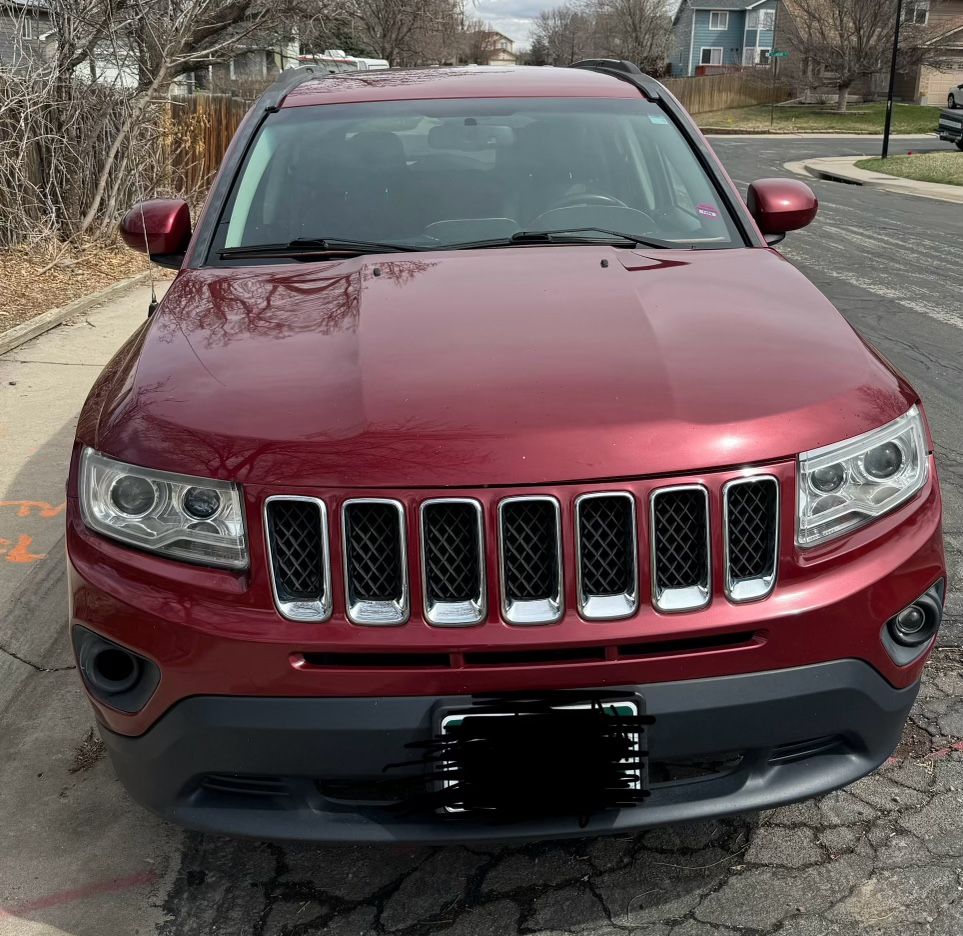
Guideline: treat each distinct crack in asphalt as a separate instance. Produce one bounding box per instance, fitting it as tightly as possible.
[0,641,75,673]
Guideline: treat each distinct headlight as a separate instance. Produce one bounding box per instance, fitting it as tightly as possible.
[797,406,928,547]
[79,448,247,568]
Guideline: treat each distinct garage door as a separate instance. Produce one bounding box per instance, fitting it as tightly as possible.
[920,58,963,105]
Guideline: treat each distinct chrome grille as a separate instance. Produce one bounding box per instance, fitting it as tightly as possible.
[265,496,331,622]
[342,499,408,625]
[651,486,710,612]
[499,497,563,624]
[724,476,779,602]
[576,492,638,620]
[421,499,485,626]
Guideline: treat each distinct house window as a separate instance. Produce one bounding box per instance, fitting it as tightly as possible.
[21,18,36,40]
[708,11,729,30]
[747,9,775,30]
[756,47,771,65]
[903,0,929,24]
[700,47,724,65]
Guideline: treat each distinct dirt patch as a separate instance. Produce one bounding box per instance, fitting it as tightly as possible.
[0,242,151,333]
[69,728,106,773]
[893,721,935,761]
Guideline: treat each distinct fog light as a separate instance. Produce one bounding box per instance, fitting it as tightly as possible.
[884,582,944,654]
[894,606,926,638]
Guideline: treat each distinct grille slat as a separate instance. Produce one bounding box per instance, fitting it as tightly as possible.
[421,500,485,626]
[499,497,563,624]
[265,497,331,622]
[576,493,638,620]
[343,500,408,625]
[724,477,779,602]
[651,486,710,612]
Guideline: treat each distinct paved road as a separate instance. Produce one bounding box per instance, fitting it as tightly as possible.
[1,136,962,936]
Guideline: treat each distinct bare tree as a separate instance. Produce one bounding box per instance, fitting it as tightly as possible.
[0,0,315,247]
[531,0,670,70]
[532,3,595,65]
[327,0,464,65]
[786,0,955,111]
[589,0,671,73]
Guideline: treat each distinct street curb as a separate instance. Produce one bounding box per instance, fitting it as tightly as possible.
[790,155,963,204]
[0,270,151,356]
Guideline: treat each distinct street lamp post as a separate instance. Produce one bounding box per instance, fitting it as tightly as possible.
[881,0,903,159]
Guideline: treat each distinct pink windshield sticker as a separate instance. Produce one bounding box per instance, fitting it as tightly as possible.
[696,204,720,219]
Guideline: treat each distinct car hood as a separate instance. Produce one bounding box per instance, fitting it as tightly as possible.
[89,247,915,488]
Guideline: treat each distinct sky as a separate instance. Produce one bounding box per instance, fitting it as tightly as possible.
[473,0,681,51]
[472,0,562,50]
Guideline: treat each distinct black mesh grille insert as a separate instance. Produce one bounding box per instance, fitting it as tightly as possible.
[726,480,778,582]
[653,489,709,591]
[344,502,403,602]
[267,500,325,602]
[501,500,559,602]
[579,496,634,596]
[423,502,481,603]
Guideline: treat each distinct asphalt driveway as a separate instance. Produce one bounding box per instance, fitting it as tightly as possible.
[1,135,962,936]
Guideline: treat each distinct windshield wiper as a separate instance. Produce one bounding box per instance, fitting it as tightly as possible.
[220,237,422,259]
[444,228,674,251]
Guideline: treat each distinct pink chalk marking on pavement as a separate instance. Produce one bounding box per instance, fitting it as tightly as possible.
[0,869,158,919]
[923,739,963,762]
[885,738,963,768]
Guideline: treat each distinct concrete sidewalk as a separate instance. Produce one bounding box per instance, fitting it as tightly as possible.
[0,282,175,936]
[789,154,963,204]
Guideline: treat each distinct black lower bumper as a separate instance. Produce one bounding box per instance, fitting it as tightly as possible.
[99,660,918,843]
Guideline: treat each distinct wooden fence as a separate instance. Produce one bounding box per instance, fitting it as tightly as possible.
[164,94,252,196]
[662,72,791,115]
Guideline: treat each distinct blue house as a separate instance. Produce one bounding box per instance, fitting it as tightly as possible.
[671,0,779,77]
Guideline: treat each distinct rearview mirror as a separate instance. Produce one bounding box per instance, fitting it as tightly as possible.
[428,122,515,151]
[119,199,192,269]
[746,179,818,245]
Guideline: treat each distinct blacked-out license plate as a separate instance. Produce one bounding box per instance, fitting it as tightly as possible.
[435,696,650,818]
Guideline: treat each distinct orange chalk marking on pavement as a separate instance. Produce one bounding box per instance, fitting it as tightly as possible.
[0,534,47,563]
[0,500,65,518]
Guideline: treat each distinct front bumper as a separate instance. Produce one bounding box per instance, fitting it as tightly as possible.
[100,660,917,843]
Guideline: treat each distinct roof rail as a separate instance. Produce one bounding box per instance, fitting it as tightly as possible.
[569,59,662,101]
[259,65,323,112]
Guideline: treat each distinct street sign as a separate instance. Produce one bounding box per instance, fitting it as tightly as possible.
[769,50,789,58]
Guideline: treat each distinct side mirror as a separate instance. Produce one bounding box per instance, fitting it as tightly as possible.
[119,199,191,269]
[746,179,818,245]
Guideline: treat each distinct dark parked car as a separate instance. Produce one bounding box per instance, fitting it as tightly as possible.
[938,104,963,150]
[67,61,946,843]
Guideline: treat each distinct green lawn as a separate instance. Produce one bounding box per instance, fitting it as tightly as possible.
[854,152,963,186]
[696,102,941,134]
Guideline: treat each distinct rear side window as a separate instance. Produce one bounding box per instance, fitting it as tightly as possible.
[213,97,744,255]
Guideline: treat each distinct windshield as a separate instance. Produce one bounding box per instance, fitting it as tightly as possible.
[214,97,743,257]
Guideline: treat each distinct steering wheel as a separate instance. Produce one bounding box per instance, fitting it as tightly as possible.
[547,192,630,211]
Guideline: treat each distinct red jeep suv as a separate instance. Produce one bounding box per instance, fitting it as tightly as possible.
[67,62,946,842]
